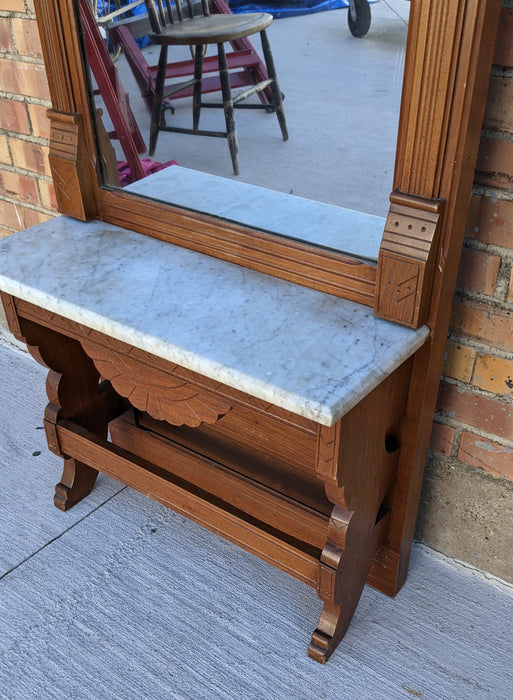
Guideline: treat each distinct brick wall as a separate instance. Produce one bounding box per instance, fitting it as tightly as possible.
[0,0,56,242]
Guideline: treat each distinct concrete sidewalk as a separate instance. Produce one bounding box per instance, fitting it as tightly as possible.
[1,337,513,699]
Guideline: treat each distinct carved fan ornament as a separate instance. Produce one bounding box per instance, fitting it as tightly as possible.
[80,340,231,427]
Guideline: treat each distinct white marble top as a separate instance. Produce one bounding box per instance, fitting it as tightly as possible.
[0,217,429,426]
[126,166,385,261]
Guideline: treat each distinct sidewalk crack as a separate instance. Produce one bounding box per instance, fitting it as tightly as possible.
[0,486,127,582]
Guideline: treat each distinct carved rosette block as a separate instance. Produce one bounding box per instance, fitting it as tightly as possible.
[374,193,443,328]
[81,339,232,428]
[47,109,98,220]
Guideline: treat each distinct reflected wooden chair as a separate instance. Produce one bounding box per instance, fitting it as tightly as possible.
[144,0,288,175]
[107,0,275,115]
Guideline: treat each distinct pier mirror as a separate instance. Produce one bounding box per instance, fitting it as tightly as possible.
[36,0,500,327]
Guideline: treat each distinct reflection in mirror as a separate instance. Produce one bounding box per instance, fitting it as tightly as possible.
[82,0,408,260]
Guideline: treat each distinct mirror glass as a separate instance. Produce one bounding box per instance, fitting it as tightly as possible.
[82,0,409,261]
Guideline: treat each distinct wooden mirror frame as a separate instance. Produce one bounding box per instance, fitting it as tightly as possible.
[37,0,500,329]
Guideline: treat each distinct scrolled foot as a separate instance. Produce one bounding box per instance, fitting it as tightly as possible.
[54,482,77,511]
[53,458,98,511]
[308,629,335,664]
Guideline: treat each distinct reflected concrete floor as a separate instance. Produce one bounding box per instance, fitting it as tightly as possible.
[112,0,409,216]
[1,337,513,698]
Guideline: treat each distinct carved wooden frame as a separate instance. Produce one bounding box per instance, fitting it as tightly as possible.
[34,0,501,328]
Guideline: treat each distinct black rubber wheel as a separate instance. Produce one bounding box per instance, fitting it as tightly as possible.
[347,0,371,38]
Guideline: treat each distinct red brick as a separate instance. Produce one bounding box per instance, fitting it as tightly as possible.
[0,58,50,101]
[457,247,500,296]
[451,299,513,353]
[27,103,51,139]
[466,196,513,250]
[22,207,53,228]
[0,200,23,230]
[429,422,455,457]
[494,8,513,68]
[0,0,26,12]
[0,17,14,53]
[11,18,43,59]
[9,139,47,174]
[0,134,11,165]
[473,354,513,396]
[483,75,513,132]
[458,431,513,480]
[442,340,476,383]
[475,137,513,190]
[0,98,30,135]
[437,381,513,440]
[0,170,39,204]
[38,178,57,210]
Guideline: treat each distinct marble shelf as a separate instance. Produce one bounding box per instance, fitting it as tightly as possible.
[0,217,429,426]
[125,165,385,261]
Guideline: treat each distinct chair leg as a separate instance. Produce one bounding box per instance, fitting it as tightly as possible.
[149,44,168,156]
[193,45,204,130]
[260,29,288,142]
[217,42,239,176]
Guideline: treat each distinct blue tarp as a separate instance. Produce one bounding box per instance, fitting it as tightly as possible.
[230,0,377,20]
[231,0,350,19]
[98,0,376,36]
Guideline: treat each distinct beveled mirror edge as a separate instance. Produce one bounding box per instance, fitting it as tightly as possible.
[35,0,502,327]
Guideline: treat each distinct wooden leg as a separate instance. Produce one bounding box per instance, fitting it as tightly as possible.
[54,457,99,511]
[44,351,111,509]
[259,29,288,142]
[16,319,112,510]
[310,370,408,662]
[217,42,239,176]
[308,501,390,663]
[149,44,168,156]
[192,45,203,131]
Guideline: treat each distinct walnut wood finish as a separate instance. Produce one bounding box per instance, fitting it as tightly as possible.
[4,294,412,661]
[34,1,99,219]
[80,337,233,427]
[376,0,501,328]
[383,0,502,595]
[374,193,442,327]
[47,110,99,219]
[98,188,378,305]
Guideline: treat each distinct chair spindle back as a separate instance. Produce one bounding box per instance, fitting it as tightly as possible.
[145,0,211,35]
